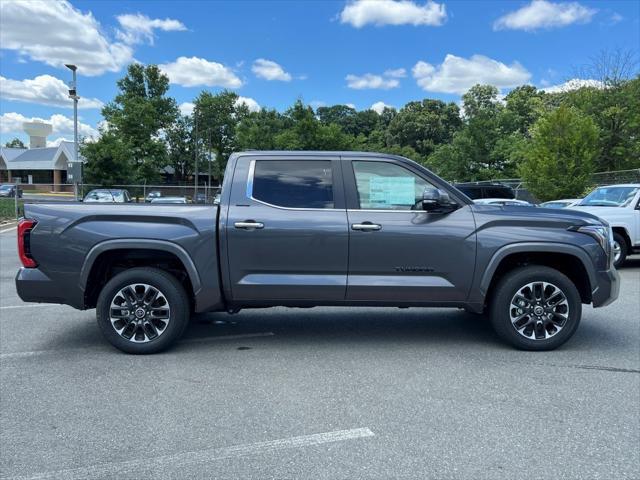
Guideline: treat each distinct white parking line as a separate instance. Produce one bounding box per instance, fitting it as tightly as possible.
[10,428,375,480]
[0,304,60,310]
[0,332,275,360]
[0,226,17,234]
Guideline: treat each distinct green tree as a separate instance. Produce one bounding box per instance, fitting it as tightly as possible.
[502,85,545,135]
[237,109,288,150]
[4,138,25,148]
[166,115,196,182]
[562,77,640,171]
[428,85,514,181]
[274,101,355,150]
[192,90,247,174]
[97,64,178,183]
[386,99,461,157]
[519,105,599,201]
[82,130,130,185]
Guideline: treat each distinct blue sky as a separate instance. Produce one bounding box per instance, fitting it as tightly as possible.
[1,0,638,146]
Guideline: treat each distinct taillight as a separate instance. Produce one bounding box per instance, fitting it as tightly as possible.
[17,218,37,268]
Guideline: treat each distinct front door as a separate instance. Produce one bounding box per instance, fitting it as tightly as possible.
[225,155,349,302]
[344,158,477,303]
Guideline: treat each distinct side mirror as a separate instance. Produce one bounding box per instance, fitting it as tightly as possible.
[422,188,456,213]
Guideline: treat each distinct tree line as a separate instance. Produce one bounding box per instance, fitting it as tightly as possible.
[81,58,639,201]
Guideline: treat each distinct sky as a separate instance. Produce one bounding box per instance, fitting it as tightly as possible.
[0,0,638,146]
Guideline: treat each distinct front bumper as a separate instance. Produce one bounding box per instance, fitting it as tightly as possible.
[591,267,620,308]
[15,267,84,309]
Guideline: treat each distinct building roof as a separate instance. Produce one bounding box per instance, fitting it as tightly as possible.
[0,141,83,171]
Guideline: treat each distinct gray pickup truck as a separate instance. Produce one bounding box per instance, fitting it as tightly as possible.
[16,151,619,354]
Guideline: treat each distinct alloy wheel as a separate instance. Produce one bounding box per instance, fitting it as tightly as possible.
[509,281,569,340]
[109,283,171,343]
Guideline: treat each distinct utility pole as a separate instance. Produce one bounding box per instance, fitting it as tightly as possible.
[65,64,79,201]
[208,129,212,202]
[194,114,198,199]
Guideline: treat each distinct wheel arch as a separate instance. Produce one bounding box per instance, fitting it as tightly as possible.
[80,239,201,309]
[611,226,632,250]
[480,243,596,306]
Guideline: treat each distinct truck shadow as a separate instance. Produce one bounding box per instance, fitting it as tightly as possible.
[35,304,625,354]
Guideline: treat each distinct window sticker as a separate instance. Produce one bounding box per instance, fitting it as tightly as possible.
[369,177,415,206]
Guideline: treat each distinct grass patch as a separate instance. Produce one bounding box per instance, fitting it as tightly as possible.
[0,198,22,222]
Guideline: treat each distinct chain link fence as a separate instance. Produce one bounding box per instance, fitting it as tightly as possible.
[3,168,639,221]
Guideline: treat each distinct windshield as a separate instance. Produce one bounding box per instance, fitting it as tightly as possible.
[0,185,12,190]
[579,186,639,207]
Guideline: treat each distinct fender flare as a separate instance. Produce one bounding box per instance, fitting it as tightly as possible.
[479,242,597,298]
[79,239,202,294]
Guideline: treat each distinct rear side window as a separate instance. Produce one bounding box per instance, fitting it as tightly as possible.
[456,186,481,199]
[483,186,514,199]
[251,160,334,209]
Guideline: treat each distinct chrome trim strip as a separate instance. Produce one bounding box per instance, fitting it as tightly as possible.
[239,273,347,286]
[347,275,454,288]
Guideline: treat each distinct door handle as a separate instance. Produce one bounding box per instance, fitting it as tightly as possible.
[351,223,382,231]
[234,221,264,230]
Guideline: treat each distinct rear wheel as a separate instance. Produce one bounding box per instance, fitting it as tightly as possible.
[96,267,190,354]
[612,232,627,268]
[489,266,581,351]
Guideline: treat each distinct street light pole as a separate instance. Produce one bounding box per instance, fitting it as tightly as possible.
[65,64,79,200]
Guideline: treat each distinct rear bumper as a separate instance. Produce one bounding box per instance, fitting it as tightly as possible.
[592,267,620,308]
[15,268,84,309]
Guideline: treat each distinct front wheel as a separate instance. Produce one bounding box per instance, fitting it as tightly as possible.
[489,266,582,351]
[96,267,190,354]
[612,233,627,268]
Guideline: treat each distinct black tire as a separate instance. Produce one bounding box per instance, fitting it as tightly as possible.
[612,232,628,269]
[96,267,190,354]
[489,266,582,351]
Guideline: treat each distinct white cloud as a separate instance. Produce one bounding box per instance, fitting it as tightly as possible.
[0,0,133,76]
[346,103,357,109]
[179,102,195,116]
[0,75,103,109]
[412,54,531,94]
[46,137,70,147]
[493,0,596,31]
[346,71,401,90]
[235,96,261,112]
[384,68,407,78]
[252,59,292,81]
[116,13,186,45]
[0,112,98,139]
[340,0,447,28]
[370,101,395,114]
[159,57,243,88]
[541,78,604,93]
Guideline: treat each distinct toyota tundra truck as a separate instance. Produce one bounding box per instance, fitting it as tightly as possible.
[15,151,620,354]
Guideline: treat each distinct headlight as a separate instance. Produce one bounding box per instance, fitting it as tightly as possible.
[570,224,611,256]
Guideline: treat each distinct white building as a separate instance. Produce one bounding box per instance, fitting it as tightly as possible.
[0,121,81,191]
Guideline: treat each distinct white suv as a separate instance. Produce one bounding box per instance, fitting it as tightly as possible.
[570,184,640,267]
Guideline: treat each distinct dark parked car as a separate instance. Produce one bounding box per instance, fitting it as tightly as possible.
[83,189,132,203]
[16,151,618,354]
[454,182,515,200]
[0,184,22,198]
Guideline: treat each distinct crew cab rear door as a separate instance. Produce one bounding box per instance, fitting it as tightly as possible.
[224,154,348,302]
[342,156,477,303]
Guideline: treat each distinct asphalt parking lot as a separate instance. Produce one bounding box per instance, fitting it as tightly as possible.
[0,226,639,480]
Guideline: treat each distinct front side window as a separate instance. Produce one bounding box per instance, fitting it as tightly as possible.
[353,161,434,210]
[252,160,334,209]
